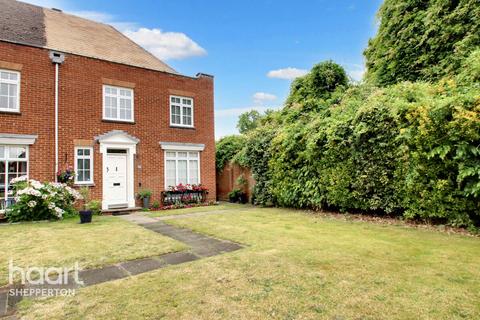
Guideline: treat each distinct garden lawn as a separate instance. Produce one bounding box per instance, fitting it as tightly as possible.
[148,202,247,217]
[18,207,480,320]
[0,216,186,286]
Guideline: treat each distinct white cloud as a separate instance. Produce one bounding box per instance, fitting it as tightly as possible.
[124,28,207,60]
[253,92,277,105]
[267,67,309,80]
[344,63,365,82]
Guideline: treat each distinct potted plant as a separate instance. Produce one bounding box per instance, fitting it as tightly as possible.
[137,189,153,209]
[79,187,93,224]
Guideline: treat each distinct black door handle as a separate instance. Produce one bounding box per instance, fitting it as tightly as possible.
[113,183,120,186]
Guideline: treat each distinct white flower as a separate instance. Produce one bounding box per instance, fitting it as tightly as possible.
[27,200,37,208]
[30,180,43,190]
[54,207,64,218]
[48,203,55,209]
[10,176,28,184]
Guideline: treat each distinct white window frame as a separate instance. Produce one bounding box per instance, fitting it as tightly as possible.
[169,95,194,128]
[0,69,21,113]
[164,150,200,188]
[102,85,134,123]
[74,146,94,185]
[0,145,29,212]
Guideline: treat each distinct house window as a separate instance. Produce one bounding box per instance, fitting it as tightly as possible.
[103,85,134,122]
[170,96,194,127]
[75,147,93,184]
[0,69,20,112]
[0,145,28,211]
[165,151,200,187]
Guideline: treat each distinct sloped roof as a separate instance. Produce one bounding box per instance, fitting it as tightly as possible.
[0,0,176,74]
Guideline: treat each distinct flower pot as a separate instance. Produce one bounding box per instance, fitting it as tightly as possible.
[142,196,150,209]
[79,210,93,224]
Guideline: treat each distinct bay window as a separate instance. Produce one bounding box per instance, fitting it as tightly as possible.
[165,151,200,188]
[0,145,28,211]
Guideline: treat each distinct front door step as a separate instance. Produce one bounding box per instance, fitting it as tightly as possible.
[102,207,142,215]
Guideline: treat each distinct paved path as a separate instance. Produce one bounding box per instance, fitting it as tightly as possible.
[0,213,243,318]
[151,208,247,221]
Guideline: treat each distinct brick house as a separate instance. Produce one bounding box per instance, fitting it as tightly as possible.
[0,0,215,212]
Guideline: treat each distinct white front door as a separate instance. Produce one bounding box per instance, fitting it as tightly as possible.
[105,153,128,208]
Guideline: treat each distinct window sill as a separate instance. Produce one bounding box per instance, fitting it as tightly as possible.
[74,183,95,187]
[0,110,21,115]
[170,125,196,130]
[102,119,135,125]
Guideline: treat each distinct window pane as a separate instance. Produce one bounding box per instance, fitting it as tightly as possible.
[0,161,5,173]
[0,96,7,109]
[9,73,17,81]
[0,72,8,80]
[166,160,176,186]
[84,170,91,182]
[77,170,84,182]
[8,162,17,173]
[18,161,27,174]
[0,83,7,95]
[178,152,187,158]
[83,149,90,156]
[77,149,84,156]
[177,160,187,184]
[0,147,4,159]
[189,160,199,184]
[8,84,16,97]
[77,159,84,170]
[166,152,176,158]
[189,152,198,158]
[9,147,26,159]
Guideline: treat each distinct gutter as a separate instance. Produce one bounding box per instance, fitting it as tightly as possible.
[49,51,65,182]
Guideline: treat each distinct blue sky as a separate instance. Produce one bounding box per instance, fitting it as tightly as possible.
[27,0,383,138]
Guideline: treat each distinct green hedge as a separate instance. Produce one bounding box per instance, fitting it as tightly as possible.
[236,53,480,228]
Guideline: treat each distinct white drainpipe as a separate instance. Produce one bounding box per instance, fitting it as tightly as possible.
[49,51,65,182]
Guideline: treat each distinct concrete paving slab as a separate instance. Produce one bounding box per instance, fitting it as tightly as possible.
[119,257,166,276]
[160,252,199,265]
[79,265,128,286]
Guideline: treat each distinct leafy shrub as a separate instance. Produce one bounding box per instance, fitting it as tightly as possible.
[86,200,102,215]
[236,68,480,227]
[6,177,82,222]
[216,135,246,171]
[137,189,152,199]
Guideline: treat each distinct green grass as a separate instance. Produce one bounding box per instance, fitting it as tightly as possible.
[148,202,247,217]
[0,216,186,286]
[18,207,480,319]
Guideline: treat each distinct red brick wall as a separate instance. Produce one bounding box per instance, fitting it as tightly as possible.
[0,41,216,205]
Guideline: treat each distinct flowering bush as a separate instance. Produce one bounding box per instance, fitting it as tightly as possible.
[57,166,75,185]
[166,184,208,192]
[6,176,82,222]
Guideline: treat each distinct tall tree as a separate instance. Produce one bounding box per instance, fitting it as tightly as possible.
[365,0,480,86]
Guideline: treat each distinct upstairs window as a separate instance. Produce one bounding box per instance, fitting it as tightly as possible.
[75,147,93,184]
[170,96,194,127]
[0,69,20,112]
[103,85,134,122]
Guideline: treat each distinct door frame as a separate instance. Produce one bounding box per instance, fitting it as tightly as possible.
[95,130,139,211]
[104,151,128,208]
